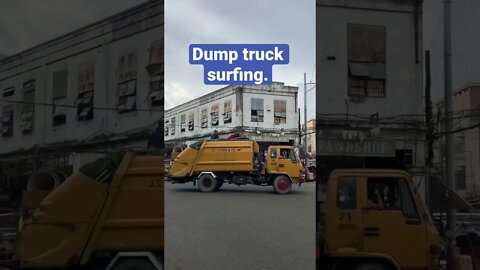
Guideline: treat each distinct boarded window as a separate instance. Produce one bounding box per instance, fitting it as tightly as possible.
[188,112,195,131]
[171,117,176,135]
[251,98,264,122]
[118,51,137,82]
[0,104,14,137]
[224,100,232,123]
[52,69,68,99]
[181,114,186,132]
[117,80,137,113]
[347,24,386,99]
[211,104,219,126]
[149,40,164,65]
[77,62,94,121]
[201,108,208,128]
[3,87,14,98]
[21,80,35,133]
[149,74,163,107]
[274,100,287,124]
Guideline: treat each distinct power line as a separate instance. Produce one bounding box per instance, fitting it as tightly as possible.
[0,99,163,112]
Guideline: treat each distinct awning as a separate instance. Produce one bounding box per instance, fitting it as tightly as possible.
[428,176,472,211]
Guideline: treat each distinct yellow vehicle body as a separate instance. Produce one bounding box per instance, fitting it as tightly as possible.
[319,169,441,270]
[168,140,304,194]
[15,152,164,269]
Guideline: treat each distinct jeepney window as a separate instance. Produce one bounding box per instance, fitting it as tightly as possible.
[338,177,356,209]
[270,148,277,159]
[399,178,420,224]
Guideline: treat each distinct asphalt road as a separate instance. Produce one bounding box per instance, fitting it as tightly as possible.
[165,181,316,270]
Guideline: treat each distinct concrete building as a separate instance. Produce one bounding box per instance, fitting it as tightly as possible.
[316,0,427,196]
[0,0,163,205]
[164,82,299,151]
[433,84,480,203]
[302,119,316,158]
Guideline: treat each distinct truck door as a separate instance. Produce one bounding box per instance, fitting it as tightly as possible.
[361,177,428,269]
[276,148,301,178]
[267,147,278,173]
[324,175,362,253]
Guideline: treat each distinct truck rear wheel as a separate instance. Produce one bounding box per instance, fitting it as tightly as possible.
[273,175,291,194]
[197,174,218,192]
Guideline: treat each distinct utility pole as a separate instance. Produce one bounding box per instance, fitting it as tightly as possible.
[443,0,455,230]
[443,1,456,268]
[304,73,308,163]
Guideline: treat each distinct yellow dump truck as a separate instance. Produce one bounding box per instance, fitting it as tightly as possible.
[168,140,304,194]
[2,152,164,270]
[317,169,441,270]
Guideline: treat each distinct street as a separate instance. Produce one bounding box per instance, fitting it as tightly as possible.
[165,181,316,270]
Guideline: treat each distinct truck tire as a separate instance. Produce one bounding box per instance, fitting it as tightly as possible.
[272,175,291,194]
[197,174,218,192]
[111,258,159,270]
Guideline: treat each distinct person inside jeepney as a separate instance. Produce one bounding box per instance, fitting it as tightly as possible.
[367,184,384,210]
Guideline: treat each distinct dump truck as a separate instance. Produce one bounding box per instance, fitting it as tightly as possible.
[168,140,304,194]
[317,169,442,270]
[1,152,164,270]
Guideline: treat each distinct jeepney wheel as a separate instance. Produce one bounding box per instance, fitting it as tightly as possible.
[273,175,291,194]
[197,174,218,192]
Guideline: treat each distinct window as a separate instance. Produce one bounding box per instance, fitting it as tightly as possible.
[398,178,420,223]
[223,100,232,123]
[52,69,68,127]
[77,62,94,121]
[279,148,297,162]
[171,117,176,135]
[338,177,356,209]
[211,104,219,126]
[117,52,137,113]
[3,87,14,98]
[456,167,466,190]
[251,98,264,122]
[148,74,163,107]
[347,24,386,99]
[188,112,194,131]
[274,100,286,124]
[164,119,169,136]
[180,114,186,132]
[201,108,208,128]
[21,80,35,133]
[367,179,401,210]
[270,148,277,159]
[0,104,14,137]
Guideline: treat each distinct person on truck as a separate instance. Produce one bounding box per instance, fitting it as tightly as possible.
[367,185,384,210]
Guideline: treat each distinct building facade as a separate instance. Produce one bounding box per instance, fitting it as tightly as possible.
[316,0,427,197]
[164,82,299,150]
[433,85,480,203]
[0,0,163,205]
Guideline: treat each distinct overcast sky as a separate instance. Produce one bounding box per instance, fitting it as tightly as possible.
[165,0,316,121]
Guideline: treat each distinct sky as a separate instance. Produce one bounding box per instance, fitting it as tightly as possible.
[164,0,316,122]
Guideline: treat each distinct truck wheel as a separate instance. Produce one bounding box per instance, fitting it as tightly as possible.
[197,174,218,192]
[273,175,291,194]
[111,258,159,270]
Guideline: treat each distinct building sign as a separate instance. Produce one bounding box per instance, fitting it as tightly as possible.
[318,140,395,157]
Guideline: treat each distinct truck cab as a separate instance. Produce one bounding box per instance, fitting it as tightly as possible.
[319,169,441,270]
